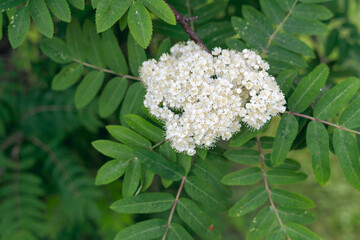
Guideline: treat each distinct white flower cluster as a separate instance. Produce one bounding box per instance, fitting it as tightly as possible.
[140,41,286,155]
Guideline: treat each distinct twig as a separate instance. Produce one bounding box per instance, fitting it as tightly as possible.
[0,132,23,150]
[149,139,167,151]
[256,137,290,240]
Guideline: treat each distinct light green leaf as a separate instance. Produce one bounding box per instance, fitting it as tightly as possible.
[259,0,284,25]
[99,77,128,118]
[127,34,147,76]
[231,17,267,50]
[52,63,84,91]
[106,125,151,149]
[83,20,106,68]
[288,64,329,113]
[120,83,146,125]
[140,0,175,25]
[285,223,322,240]
[274,32,315,57]
[167,223,194,240]
[267,169,307,185]
[177,198,221,240]
[111,193,174,214]
[283,17,327,35]
[66,20,87,61]
[275,69,297,95]
[28,0,53,38]
[96,0,132,33]
[339,96,360,129]
[266,45,307,68]
[278,207,316,224]
[271,188,315,209]
[229,187,268,217]
[125,114,164,142]
[293,3,333,20]
[91,140,134,159]
[95,158,129,185]
[115,219,166,240]
[67,0,84,10]
[40,38,71,64]
[266,227,286,240]
[96,0,111,15]
[75,71,104,109]
[0,0,25,11]
[314,77,360,120]
[135,149,184,181]
[271,114,298,166]
[101,29,128,74]
[224,149,259,165]
[333,129,360,190]
[128,1,152,48]
[122,158,141,197]
[161,177,173,188]
[196,148,207,160]
[45,0,71,22]
[275,0,296,11]
[242,5,273,37]
[156,37,171,59]
[245,207,276,240]
[221,167,262,186]
[8,6,30,48]
[185,176,229,211]
[306,121,330,185]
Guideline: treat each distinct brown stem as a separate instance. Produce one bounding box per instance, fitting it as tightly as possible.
[0,132,23,150]
[149,139,167,151]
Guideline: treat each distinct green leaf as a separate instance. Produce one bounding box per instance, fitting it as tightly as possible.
[153,20,188,40]
[156,37,171,59]
[122,158,141,197]
[67,0,84,10]
[260,137,274,149]
[196,148,207,160]
[293,3,333,20]
[96,0,132,33]
[192,0,228,24]
[265,156,301,170]
[274,32,315,58]
[160,142,177,162]
[314,77,360,120]
[52,63,84,91]
[125,114,164,142]
[45,0,71,22]
[266,45,307,68]
[285,222,322,240]
[231,17,267,50]
[242,6,273,37]
[271,188,315,209]
[283,17,327,35]
[306,121,330,185]
[66,20,87,61]
[106,125,151,149]
[224,149,259,165]
[167,224,194,240]
[245,207,276,240]
[178,154,192,174]
[141,169,155,192]
[271,114,298,166]
[28,0,53,38]
[325,29,339,56]
[8,6,30,48]
[221,167,262,186]
[0,13,2,40]
[278,207,316,224]
[40,38,71,64]
[226,38,247,51]
[275,69,297,95]
[135,149,184,181]
[101,29,128,74]
[339,96,360,129]
[95,158,129,185]
[99,77,128,118]
[177,198,221,240]
[120,83,146,125]
[229,125,267,147]
[198,22,235,50]
[75,71,105,109]
[300,0,331,2]
[267,169,307,185]
[229,187,268,217]
[288,64,329,113]
[111,193,174,214]
[91,140,134,159]
[128,1,152,48]
[140,0,175,25]
[127,34,147,76]
[260,0,284,25]
[275,0,296,11]
[83,20,106,68]
[333,129,360,190]
[266,227,286,240]
[185,176,229,211]
[115,219,166,240]
[0,0,25,11]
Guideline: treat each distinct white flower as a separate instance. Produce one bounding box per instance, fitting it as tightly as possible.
[139,41,286,155]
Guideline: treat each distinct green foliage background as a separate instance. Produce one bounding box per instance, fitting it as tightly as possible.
[1,0,360,239]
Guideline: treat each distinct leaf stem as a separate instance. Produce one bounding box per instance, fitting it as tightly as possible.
[149,139,167,151]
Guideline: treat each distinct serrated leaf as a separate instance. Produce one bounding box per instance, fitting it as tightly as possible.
[135,149,184,181]
[278,207,316,224]
[274,32,315,58]
[339,96,360,129]
[111,193,174,214]
[260,0,285,25]
[115,219,166,240]
[271,114,298,166]
[127,34,147,76]
[229,124,267,147]
[242,5,273,37]
[224,149,260,165]
[106,125,151,149]
[67,0,84,10]
[101,29,128,74]
[285,223,322,240]
[128,1,152,48]
[66,20,87,61]
[122,157,141,197]
[267,169,307,185]
[120,83,146,125]
[229,187,268,217]
[28,0,53,38]
[124,114,164,142]
[8,6,30,48]
[96,0,132,33]
[221,167,262,186]
[83,20,106,68]
[333,129,360,190]
[95,158,129,185]
[99,77,128,118]
[177,198,221,240]
[293,3,333,20]
[266,45,307,68]
[0,0,25,11]
[185,176,229,211]
[91,140,134,159]
[140,0,175,25]
[288,64,329,113]
[314,77,360,120]
[306,121,330,185]
[275,69,297,95]
[167,223,194,240]
[231,17,267,50]
[45,0,71,22]
[75,71,104,109]
[271,188,315,209]
[245,207,276,240]
[283,17,327,35]
[52,63,84,91]
[40,38,71,64]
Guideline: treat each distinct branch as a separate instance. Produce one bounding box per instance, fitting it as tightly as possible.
[0,132,23,150]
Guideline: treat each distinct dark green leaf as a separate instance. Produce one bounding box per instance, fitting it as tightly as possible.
[125,114,164,142]
[221,167,262,186]
[0,0,25,11]
[275,0,296,11]
[266,45,307,68]
[8,6,30,48]
[83,20,106,68]
[275,69,297,95]
[160,142,177,162]
[178,154,192,174]
[274,32,315,57]
[283,17,327,35]
[127,34,147,76]
[156,37,171,60]
[265,155,301,170]
[197,21,235,49]
[242,6,273,37]
[66,20,87,61]
[325,29,338,56]
[153,20,188,40]
[28,0,53,37]
[91,140,134,159]
[106,125,151,149]
[128,1,152,48]
[40,37,71,64]
[260,0,284,25]
[339,96,360,129]
[229,187,268,217]
[120,83,146,125]
[95,158,129,185]
[278,207,316,224]
[245,207,276,240]
[67,0,84,10]
[45,0,71,22]
[285,222,322,240]
[96,0,132,33]
[115,219,166,240]
[293,3,333,20]
[140,0,175,25]
[99,77,128,118]
[122,158,141,197]
[260,137,274,149]
[229,125,267,147]
[267,169,307,185]
[141,169,155,192]
[224,149,259,165]
[271,188,315,209]
[226,38,247,51]
[167,223,194,240]
[52,63,84,91]
[193,0,228,24]
[231,17,267,50]
[75,71,105,109]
